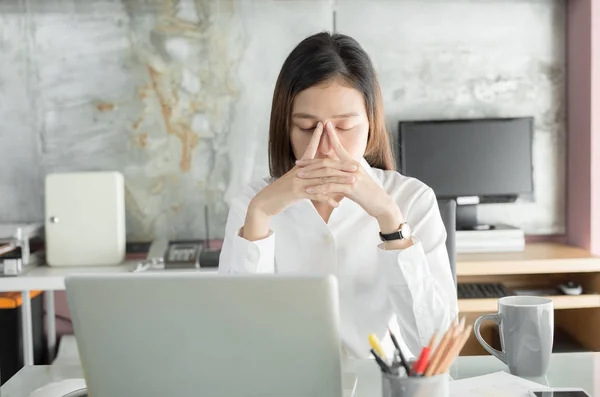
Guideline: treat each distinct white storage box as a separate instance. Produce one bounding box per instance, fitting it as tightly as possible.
[45,172,126,266]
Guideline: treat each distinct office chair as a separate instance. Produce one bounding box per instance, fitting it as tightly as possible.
[437,199,457,285]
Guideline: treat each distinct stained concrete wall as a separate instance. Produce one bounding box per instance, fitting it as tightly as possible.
[0,0,566,240]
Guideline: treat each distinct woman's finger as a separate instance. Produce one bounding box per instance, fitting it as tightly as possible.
[299,122,324,160]
[297,167,355,180]
[307,175,355,185]
[325,121,354,162]
[306,183,352,195]
[295,158,358,173]
[298,174,355,185]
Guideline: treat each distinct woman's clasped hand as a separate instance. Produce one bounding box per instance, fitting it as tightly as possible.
[296,121,398,221]
[248,121,355,217]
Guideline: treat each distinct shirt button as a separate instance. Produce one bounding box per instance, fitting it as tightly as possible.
[324,234,333,244]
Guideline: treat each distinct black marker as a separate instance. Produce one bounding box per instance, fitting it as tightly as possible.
[370,349,392,374]
[388,328,411,376]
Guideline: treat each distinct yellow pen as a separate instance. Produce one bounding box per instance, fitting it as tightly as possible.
[368,333,387,360]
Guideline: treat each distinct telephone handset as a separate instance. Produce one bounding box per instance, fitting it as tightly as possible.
[164,240,202,269]
[135,239,203,272]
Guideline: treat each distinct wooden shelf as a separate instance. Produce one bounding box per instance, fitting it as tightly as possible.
[456,243,600,355]
[458,294,600,313]
[457,243,600,276]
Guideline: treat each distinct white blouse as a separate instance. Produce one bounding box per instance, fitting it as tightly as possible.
[218,158,458,359]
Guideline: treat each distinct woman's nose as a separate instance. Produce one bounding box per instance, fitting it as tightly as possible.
[318,132,332,156]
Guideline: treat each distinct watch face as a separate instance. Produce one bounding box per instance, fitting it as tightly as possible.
[401,223,412,239]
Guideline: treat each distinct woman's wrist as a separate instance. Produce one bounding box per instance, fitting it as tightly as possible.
[376,198,404,234]
[375,199,413,250]
[242,199,272,241]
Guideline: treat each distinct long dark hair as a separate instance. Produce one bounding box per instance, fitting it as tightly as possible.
[268,32,395,178]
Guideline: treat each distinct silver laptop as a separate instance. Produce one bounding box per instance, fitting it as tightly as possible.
[65,273,345,397]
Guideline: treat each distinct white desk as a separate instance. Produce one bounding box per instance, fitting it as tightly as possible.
[346,352,600,396]
[2,353,599,397]
[0,263,217,366]
[0,262,137,366]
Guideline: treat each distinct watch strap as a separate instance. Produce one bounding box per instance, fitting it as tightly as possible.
[379,230,404,241]
[379,222,411,241]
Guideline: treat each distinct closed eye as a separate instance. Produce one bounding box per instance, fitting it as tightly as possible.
[297,125,354,132]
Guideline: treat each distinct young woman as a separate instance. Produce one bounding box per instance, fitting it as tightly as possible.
[219,32,458,359]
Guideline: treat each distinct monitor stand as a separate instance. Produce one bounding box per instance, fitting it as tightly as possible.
[456,204,494,231]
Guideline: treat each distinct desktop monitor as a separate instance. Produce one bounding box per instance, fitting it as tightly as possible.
[398,117,534,229]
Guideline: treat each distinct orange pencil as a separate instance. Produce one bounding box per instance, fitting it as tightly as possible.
[424,324,454,376]
[427,332,438,350]
[425,317,465,376]
[436,324,473,375]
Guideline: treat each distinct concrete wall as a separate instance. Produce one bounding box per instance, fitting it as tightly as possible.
[0,0,566,239]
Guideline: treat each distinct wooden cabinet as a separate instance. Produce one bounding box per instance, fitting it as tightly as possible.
[457,243,600,355]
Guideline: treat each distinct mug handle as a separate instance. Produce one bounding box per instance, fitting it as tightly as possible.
[474,314,506,364]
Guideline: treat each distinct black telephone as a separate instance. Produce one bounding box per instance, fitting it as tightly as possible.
[164,241,203,269]
[144,239,219,270]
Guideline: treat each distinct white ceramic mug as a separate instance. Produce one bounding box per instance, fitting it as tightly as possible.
[474,296,554,377]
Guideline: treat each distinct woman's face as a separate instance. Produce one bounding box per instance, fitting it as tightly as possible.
[290,81,369,162]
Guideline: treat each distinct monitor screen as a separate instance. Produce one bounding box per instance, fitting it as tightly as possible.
[399,118,534,199]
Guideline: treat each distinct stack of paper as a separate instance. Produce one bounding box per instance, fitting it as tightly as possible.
[456,224,525,253]
[450,371,549,397]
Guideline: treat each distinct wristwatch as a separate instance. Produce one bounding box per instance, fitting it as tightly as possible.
[379,222,412,242]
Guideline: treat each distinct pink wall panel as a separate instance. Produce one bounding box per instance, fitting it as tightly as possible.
[590,0,600,254]
[567,0,600,254]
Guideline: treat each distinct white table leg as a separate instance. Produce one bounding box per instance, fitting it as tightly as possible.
[45,291,56,363]
[21,290,34,366]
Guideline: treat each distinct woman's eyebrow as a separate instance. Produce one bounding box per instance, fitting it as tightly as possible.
[292,112,359,120]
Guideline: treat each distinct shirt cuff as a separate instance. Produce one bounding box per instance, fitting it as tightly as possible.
[377,238,432,285]
[231,228,275,273]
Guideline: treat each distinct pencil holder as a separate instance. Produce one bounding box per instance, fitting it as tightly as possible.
[381,371,449,397]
